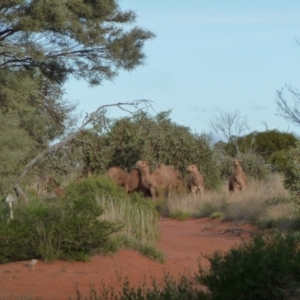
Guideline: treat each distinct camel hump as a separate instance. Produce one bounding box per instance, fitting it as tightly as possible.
[106,166,127,186]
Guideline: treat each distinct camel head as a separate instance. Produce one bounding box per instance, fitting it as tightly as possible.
[136,160,149,170]
[233,159,241,167]
[187,164,198,172]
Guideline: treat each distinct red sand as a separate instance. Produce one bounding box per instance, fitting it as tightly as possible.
[0,218,256,299]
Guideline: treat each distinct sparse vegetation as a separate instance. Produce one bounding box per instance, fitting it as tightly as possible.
[166,173,296,231]
[0,176,162,263]
[0,196,122,263]
[68,232,300,300]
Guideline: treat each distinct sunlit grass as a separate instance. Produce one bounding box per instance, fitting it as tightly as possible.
[96,195,164,262]
[166,173,297,230]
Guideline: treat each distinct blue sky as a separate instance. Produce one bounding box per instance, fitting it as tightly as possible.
[65,1,300,139]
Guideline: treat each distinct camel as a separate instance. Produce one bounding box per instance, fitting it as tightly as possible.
[125,168,149,196]
[229,158,247,193]
[186,164,205,198]
[166,166,184,194]
[136,160,174,200]
[106,166,127,187]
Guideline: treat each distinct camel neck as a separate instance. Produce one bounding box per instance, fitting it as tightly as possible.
[234,166,243,173]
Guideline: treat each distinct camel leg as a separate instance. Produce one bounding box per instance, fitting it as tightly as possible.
[191,187,197,199]
[199,186,204,197]
[167,185,173,199]
[149,185,156,201]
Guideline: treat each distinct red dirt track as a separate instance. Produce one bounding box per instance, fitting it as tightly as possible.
[0,218,255,299]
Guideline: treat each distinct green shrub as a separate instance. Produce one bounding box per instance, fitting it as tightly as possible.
[284,142,300,194]
[64,175,128,201]
[268,149,288,172]
[198,232,300,300]
[219,153,269,181]
[71,274,203,300]
[170,210,191,221]
[0,197,122,263]
[210,212,223,219]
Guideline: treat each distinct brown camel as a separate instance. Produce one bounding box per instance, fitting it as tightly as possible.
[166,166,184,194]
[229,158,247,193]
[125,168,149,196]
[136,161,174,200]
[186,164,205,198]
[106,166,127,187]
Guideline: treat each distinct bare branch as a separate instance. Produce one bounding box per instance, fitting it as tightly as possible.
[275,85,300,126]
[13,99,153,200]
[208,110,250,155]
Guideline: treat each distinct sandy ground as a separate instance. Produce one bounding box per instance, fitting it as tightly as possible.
[0,217,256,299]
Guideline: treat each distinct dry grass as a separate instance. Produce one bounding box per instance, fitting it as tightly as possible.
[264,203,294,221]
[167,186,228,219]
[223,173,289,222]
[96,195,160,244]
[167,173,295,228]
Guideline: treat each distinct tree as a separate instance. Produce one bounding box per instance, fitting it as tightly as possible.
[276,85,300,127]
[0,1,154,197]
[209,110,251,156]
[0,0,155,85]
[85,110,221,189]
[236,129,297,157]
[13,100,151,200]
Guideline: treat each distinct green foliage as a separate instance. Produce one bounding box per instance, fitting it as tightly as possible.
[138,244,165,263]
[1,0,154,85]
[195,198,228,218]
[225,130,298,171]
[268,149,287,172]
[64,175,128,201]
[0,69,75,196]
[284,142,300,194]
[170,210,191,221]
[218,153,269,181]
[0,197,122,263]
[70,232,300,300]
[252,130,297,156]
[0,0,154,198]
[210,212,224,219]
[72,274,203,300]
[82,111,221,189]
[64,176,162,261]
[198,232,300,300]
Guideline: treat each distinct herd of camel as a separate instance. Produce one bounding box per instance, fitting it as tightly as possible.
[106,158,248,200]
[44,158,247,200]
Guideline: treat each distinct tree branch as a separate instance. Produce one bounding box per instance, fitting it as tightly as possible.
[13,99,153,200]
[275,85,300,126]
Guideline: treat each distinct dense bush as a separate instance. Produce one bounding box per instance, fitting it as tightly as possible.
[63,175,129,201]
[198,232,300,300]
[78,111,221,189]
[0,196,122,263]
[225,129,296,155]
[268,149,288,172]
[284,142,300,194]
[218,153,269,181]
